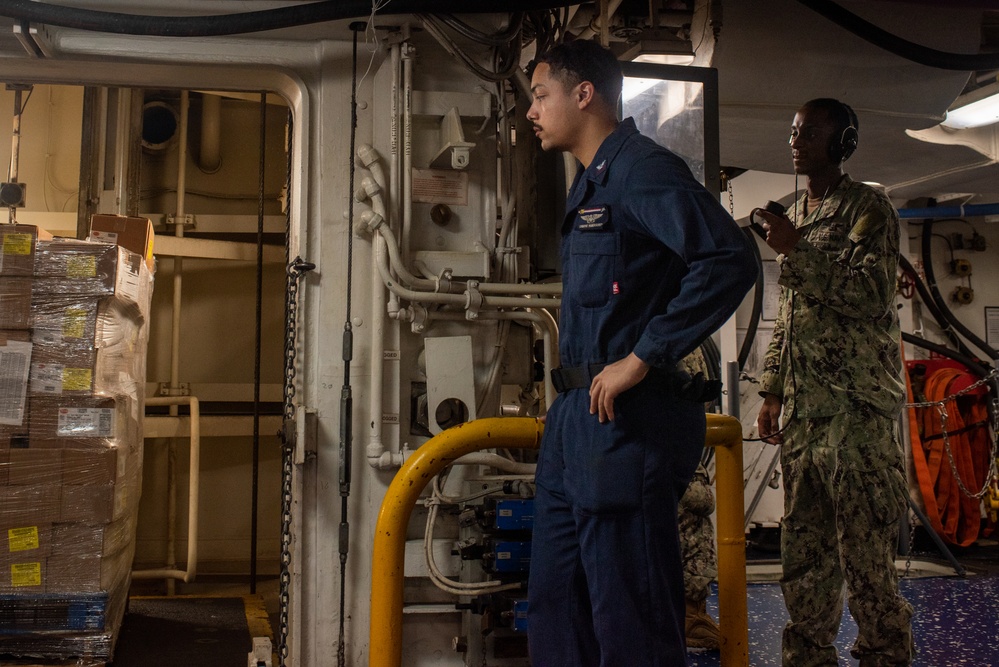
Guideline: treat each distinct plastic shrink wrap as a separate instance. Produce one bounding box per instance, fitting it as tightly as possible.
[0,222,153,663]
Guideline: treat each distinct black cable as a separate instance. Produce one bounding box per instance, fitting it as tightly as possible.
[931,232,954,263]
[797,0,999,71]
[439,12,524,46]
[336,22,364,667]
[897,253,971,357]
[0,0,573,37]
[738,226,764,372]
[251,90,267,596]
[920,217,998,360]
[901,332,990,378]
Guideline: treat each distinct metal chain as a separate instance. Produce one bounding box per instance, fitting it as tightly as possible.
[905,368,999,500]
[278,256,312,665]
[902,512,918,578]
[726,172,735,217]
[278,108,315,667]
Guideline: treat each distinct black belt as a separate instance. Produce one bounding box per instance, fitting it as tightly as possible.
[550,364,721,403]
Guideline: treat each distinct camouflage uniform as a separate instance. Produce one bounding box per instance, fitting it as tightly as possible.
[679,464,717,603]
[678,350,720,648]
[759,176,913,666]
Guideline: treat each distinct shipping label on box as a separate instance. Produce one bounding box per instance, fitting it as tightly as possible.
[57,407,115,439]
[2,523,52,557]
[2,559,44,592]
[0,335,31,426]
[30,345,97,396]
[31,297,99,346]
[31,363,95,395]
[29,396,118,445]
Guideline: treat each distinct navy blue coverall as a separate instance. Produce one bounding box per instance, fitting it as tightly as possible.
[527,118,757,666]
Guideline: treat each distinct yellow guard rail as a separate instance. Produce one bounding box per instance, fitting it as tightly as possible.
[369,413,747,667]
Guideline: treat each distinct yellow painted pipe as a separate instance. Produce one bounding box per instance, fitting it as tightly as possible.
[706,413,750,667]
[369,417,543,667]
[369,414,747,667]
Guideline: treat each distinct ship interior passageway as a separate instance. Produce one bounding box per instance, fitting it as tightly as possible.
[1,3,999,667]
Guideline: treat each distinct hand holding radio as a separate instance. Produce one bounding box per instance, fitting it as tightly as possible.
[750,200,800,255]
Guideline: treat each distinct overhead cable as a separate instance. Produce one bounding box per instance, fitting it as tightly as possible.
[798,0,999,71]
[0,0,570,37]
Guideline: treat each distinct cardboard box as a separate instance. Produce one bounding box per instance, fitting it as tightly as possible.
[88,214,155,272]
[0,276,32,330]
[31,295,99,347]
[0,224,37,277]
[35,242,150,314]
[60,485,113,523]
[51,515,135,557]
[0,485,61,525]
[46,540,132,593]
[34,239,120,296]
[0,554,46,593]
[0,522,53,558]
[29,344,97,396]
[29,396,119,447]
[7,448,63,485]
[62,447,118,486]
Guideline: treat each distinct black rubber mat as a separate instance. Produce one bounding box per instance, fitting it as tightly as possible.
[111,597,253,667]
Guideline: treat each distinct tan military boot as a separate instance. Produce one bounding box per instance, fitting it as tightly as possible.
[685,598,720,650]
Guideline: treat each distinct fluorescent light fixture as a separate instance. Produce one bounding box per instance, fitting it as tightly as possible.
[942,82,999,129]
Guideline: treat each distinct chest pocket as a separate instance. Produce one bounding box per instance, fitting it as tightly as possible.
[569,232,620,308]
[807,219,851,253]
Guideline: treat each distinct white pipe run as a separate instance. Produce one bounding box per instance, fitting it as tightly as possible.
[166,89,190,595]
[199,93,222,173]
[355,145,402,469]
[133,396,201,583]
[450,452,536,476]
[414,309,558,405]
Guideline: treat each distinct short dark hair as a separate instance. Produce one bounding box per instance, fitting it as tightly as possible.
[535,39,623,108]
[803,98,859,134]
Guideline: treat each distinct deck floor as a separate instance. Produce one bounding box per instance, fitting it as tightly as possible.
[689,574,999,666]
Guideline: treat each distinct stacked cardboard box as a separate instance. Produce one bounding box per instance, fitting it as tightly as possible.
[0,220,153,661]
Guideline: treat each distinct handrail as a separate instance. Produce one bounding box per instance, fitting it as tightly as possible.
[133,395,201,584]
[368,413,748,667]
[705,413,750,667]
[369,417,543,667]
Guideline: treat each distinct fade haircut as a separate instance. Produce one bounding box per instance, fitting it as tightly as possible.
[802,98,859,134]
[536,39,623,108]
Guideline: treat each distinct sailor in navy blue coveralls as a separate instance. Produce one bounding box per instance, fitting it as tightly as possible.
[527,116,757,666]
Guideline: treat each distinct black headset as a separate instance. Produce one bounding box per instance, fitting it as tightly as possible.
[789,99,859,163]
[828,101,859,162]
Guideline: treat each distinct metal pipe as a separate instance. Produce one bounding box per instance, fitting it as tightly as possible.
[199,93,222,173]
[706,413,750,667]
[369,417,543,667]
[897,202,999,219]
[165,89,190,596]
[134,396,201,583]
[401,39,413,264]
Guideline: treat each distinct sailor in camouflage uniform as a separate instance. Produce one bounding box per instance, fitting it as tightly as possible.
[676,349,720,650]
[754,99,913,667]
[679,464,719,649]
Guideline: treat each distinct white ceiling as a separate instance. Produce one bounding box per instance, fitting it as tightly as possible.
[0,1,996,206]
[708,0,997,205]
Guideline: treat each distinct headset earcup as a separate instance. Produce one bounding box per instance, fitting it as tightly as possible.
[841,126,859,161]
